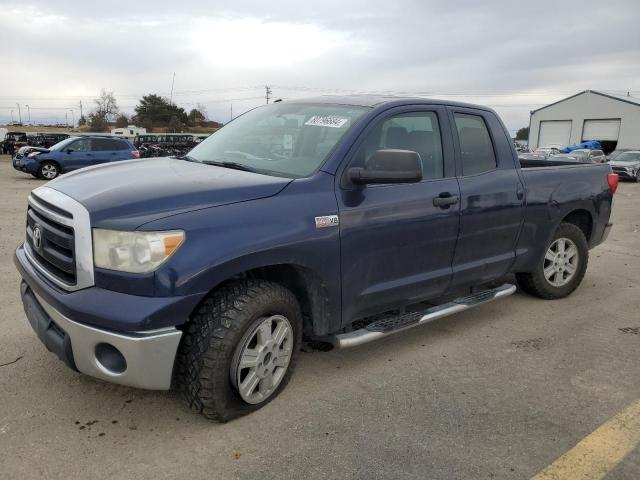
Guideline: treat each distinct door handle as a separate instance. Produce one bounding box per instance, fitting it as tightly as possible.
[433,193,460,208]
[516,183,524,200]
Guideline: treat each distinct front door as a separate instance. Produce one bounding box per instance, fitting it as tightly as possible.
[63,138,94,171]
[337,107,461,323]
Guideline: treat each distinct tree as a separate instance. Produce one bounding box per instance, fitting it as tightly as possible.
[93,89,119,122]
[515,127,529,140]
[169,115,184,133]
[134,94,188,128]
[115,114,129,128]
[187,108,206,126]
[88,112,108,131]
[78,115,87,126]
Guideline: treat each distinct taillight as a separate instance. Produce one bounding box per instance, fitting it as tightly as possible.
[132,150,140,158]
[607,172,619,194]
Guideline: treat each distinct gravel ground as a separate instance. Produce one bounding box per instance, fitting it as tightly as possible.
[0,156,639,479]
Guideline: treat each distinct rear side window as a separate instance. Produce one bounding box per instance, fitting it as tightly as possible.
[454,113,497,175]
[93,139,129,151]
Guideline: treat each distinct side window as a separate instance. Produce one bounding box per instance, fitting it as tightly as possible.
[453,113,497,175]
[70,138,92,152]
[92,139,115,151]
[352,111,444,179]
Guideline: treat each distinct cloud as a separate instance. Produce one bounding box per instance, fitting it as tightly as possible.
[0,0,638,130]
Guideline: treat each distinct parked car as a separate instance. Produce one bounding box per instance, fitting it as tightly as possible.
[532,147,562,158]
[568,148,606,163]
[27,133,70,148]
[2,131,27,154]
[609,151,640,182]
[518,152,547,161]
[607,149,632,161]
[546,153,592,163]
[14,97,615,421]
[12,136,139,179]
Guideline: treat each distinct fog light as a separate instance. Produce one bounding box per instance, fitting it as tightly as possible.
[95,343,127,374]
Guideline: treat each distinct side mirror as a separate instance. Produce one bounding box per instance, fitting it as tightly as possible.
[348,149,423,185]
[66,149,74,154]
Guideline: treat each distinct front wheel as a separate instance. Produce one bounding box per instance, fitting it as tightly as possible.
[516,222,589,299]
[175,280,302,422]
[38,162,60,180]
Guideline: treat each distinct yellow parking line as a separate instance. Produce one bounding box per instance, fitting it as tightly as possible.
[531,399,640,479]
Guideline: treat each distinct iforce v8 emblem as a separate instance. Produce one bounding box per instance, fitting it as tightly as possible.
[315,215,339,229]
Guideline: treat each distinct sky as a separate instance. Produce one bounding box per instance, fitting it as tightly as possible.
[1,0,639,134]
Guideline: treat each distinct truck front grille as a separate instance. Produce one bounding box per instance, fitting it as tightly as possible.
[26,203,76,285]
[24,187,94,292]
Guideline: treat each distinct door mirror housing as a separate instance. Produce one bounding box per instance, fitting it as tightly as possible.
[65,149,74,154]
[348,149,423,185]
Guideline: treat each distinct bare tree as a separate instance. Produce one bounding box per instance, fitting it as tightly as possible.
[196,103,208,120]
[93,89,119,123]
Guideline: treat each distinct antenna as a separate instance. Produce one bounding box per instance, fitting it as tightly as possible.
[265,85,272,104]
[170,72,176,103]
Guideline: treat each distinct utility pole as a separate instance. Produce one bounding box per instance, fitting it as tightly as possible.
[25,105,31,124]
[65,111,68,127]
[170,72,176,103]
[16,103,22,124]
[79,100,83,122]
[10,110,14,123]
[265,85,272,104]
[69,109,75,127]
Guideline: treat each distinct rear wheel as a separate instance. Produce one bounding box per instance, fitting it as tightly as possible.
[175,279,302,422]
[516,222,589,299]
[38,162,60,180]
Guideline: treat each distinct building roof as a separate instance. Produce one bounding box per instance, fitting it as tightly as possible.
[531,89,640,114]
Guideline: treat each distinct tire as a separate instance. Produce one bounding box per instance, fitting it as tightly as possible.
[175,279,302,422]
[516,222,589,299]
[38,161,60,180]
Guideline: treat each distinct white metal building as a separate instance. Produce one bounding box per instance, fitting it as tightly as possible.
[528,90,640,152]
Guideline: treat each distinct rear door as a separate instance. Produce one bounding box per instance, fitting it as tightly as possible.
[447,107,524,288]
[92,138,132,164]
[337,106,461,322]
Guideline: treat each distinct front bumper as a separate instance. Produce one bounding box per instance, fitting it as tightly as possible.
[611,168,637,179]
[14,243,204,390]
[21,281,182,390]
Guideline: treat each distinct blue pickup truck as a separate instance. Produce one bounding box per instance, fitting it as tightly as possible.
[14,96,616,421]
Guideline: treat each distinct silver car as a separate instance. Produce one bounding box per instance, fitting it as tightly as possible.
[609,151,640,182]
[569,149,606,163]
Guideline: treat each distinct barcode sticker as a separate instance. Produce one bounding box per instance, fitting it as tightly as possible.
[304,116,348,128]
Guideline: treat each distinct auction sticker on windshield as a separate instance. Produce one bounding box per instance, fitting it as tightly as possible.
[305,116,348,128]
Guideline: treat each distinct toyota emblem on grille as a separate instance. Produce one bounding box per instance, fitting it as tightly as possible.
[32,224,43,251]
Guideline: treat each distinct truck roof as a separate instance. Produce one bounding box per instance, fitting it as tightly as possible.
[286,95,492,111]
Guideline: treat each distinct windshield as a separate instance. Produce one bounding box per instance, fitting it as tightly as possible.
[615,152,640,162]
[188,102,369,177]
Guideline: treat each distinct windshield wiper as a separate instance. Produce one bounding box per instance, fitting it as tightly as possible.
[201,160,260,173]
[174,154,198,162]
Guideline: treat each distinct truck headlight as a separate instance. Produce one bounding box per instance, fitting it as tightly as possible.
[93,229,185,273]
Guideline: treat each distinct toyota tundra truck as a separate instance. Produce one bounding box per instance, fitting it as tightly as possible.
[14,96,617,421]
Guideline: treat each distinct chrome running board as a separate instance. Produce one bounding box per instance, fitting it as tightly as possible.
[331,283,516,348]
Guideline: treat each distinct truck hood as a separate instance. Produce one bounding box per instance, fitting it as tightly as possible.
[46,157,293,229]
